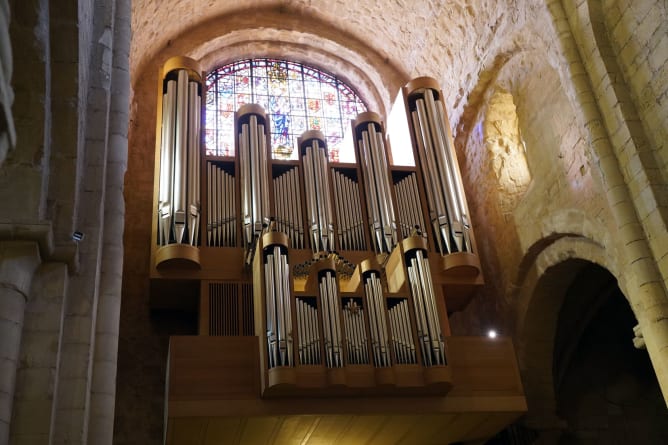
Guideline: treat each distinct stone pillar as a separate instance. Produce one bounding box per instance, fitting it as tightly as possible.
[0,241,41,444]
[87,0,129,441]
[547,0,668,406]
[10,262,67,445]
[0,0,15,166]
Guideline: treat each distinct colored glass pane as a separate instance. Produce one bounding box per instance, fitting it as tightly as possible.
[205,58,366,160]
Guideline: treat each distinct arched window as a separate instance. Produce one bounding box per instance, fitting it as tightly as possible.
[205,59,366,162]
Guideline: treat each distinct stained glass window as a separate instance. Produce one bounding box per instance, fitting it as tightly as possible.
[205,59,366,162]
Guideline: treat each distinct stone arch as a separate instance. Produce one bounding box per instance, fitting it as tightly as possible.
[513,235,618,430]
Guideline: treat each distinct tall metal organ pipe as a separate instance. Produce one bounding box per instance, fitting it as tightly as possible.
[238,104,271,263]
[360,259,391,367]
[316,259,343,368]
[299,131,335,254]
[404,77,472,255]
[403,236,446,366]
[262,231,294,368]
[353,112,398,254]
[157,60,202,249]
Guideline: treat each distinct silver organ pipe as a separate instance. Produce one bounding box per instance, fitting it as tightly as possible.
[403,237,445,366]
[262,232,293,368]
[206,162,236,247]
[296,297,321,365]
[361,260,391,367]
[238,105,271,262]
[317,263,343,368]
[157,61,202,249]
[300,131,335,254]
[387,298,417,364]
[331,170,365,251]
[343,298,369,365]
[394,173,428,240]
[272,167,304,249]
[354,113,397,254]
[405,77,472,255]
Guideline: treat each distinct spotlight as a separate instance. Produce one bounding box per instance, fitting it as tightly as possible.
[487,329,497,339]
[72,231,85,242]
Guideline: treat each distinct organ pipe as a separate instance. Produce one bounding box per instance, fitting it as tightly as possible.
[353,112,397,254]
[403,236,446,366]
[360,259,391,367]
[262,231,294,368]
[155,57,202,266]
[316,259,343,368]
[296,298,321,365]
[404,77,473,255]
[238,104,271,263]
[299,131,335,254]
[206,162,236,247]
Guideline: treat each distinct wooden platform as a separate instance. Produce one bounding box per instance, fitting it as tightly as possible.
[165,336,526,444]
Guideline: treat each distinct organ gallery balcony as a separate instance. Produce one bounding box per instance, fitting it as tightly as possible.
[164,335,525,444]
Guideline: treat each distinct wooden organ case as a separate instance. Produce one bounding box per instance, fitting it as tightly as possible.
[152,59,526,444]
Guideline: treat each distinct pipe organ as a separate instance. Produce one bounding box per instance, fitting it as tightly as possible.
[154,57,202,266]
[404,77,473,255]
[153,68,485,397]
[299,131,336,255]
[156,68,526,444]
[261,231,293,368]
[238,104,272,263]
[354,112,398,254]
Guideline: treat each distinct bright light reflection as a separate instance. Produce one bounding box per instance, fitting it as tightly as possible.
[487,329,498,339]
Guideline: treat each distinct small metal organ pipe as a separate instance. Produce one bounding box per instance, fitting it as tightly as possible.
[206,162,236,247]
[405,77,472,255]
[157,59,202,247]
[403,236,446,366]
[262,231,293,368]
[361,260,391,367]
[387,299,417,364]
[354,112,397,254]
[238,104,271,263]
[331,170,365,251]
[317,262,343,368]
[296,297,321,365]
[343,298,369,365]
[272,166,304,249]
[300,131,335,254]
[394,173,428,241]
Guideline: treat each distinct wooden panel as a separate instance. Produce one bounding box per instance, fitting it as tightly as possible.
[336,415,387,445]
[447,336,524,396]
[169,336,260,400]
[202,417,244,445]
[272,416,319,444]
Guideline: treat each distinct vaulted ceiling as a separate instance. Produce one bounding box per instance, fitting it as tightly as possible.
[130,0,552,124]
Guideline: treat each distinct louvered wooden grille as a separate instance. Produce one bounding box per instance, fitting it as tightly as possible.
[241,283,254,336]
[206,282,254,336]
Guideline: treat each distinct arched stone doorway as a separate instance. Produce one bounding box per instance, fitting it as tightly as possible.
[554,264,668,444]
[514,257,668,444]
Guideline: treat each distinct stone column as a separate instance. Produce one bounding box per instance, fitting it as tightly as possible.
[547,0,668,406]
[87,0,129,442]
[0,241,41,444]
[9,262,67,445]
